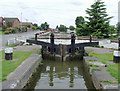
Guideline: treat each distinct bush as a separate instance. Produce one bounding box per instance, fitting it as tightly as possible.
[69,26,75,30]
[101,46,104,48]
[2,25,7,32]
[4,30,10,34]
[9,31,12,34]
[93,45,100,48]
[12,27,18,33]
[29,43,32,45]
[84,52,88,56]
[32,26,37,30]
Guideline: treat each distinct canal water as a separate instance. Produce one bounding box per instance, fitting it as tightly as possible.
[34,60,96,90]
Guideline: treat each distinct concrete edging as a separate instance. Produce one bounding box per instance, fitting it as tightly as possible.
[83,56,119,90]
[1,53,42,90]
[83,57,104,90]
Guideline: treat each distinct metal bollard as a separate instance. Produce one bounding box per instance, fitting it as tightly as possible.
[5,48,13,60]
[35,34,37,43]
[71,33,75,55]
[50,33,54,54]
[113,38,120,63]
[90,35,92,43]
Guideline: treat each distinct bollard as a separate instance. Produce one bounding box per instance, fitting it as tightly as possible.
[90,35,92,43]
[5,48,13,60]
[50,33,54,54]
[71,33,75,55]
[113,38,120,63]
[35,34,37,43]
[113,51,120,63]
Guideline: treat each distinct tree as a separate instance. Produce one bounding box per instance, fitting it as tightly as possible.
[36,26,42,30]
[75,16,85,28]
[75,16,88,36]
[58,25,67,32]
[76,24,90,36]
[85,1,113,38]
[7,22,12,28]
[31,26,36,30]
[69,26,75,30]
[40,22,49,30]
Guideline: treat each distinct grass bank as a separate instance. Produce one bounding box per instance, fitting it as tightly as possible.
[88,51,119,83]
[0,31,4,35]
[0,51,32,81]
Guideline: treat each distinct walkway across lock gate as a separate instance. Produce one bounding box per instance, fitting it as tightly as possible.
[26,33,99,61]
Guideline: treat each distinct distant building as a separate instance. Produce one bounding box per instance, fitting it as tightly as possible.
[22,22,33,28]
[3,17,20,28]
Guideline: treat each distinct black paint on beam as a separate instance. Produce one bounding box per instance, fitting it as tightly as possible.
[26,39,58,47]
[75,42,99,47]
[50,33,54,54]
[35,34,37,43]
[71,33,76,55]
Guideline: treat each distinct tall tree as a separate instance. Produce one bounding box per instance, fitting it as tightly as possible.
[85,1,113,38]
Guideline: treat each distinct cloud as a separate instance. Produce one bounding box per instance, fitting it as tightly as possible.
[0,0,118,28]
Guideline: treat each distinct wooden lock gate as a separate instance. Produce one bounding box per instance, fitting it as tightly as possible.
[26,33,99,61]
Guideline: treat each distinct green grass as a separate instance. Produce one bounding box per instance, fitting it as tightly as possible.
[89,64,100,67]
[5,44,16,47]
[92,53,113,62]
[0,51,32,81]
[88,60,98,62]
[91,68,102,72]
[102,80,118,84]
[37,49,41,55]
[107,64,119,83]
[0,31,4,35]
[88,51,119,83]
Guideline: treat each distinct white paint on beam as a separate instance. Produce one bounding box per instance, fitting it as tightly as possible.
[114,51,120,57]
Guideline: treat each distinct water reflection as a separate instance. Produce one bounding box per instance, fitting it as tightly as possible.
[35,60,95,90]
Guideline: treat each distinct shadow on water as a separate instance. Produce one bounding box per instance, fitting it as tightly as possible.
[24,59,96,91]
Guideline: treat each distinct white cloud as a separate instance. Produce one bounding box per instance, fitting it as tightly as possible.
[0,0,118,28]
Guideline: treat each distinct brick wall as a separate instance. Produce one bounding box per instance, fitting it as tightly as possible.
[13,19,20,27]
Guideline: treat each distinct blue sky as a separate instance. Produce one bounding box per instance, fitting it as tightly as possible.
[0,0,119,28]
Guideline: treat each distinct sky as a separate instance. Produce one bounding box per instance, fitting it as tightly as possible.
[0,0,119,28]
